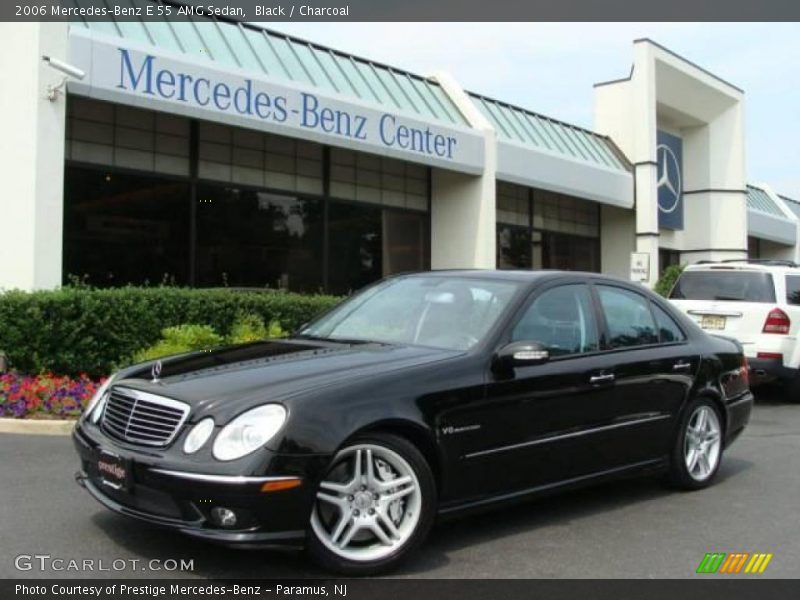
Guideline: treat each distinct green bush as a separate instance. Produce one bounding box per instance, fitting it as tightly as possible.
[227,313,287,344]
[132,324,225,363]
[0,287,341,377]
[654,264,685,298]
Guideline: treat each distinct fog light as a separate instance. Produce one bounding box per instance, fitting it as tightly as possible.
[210,507,237,528]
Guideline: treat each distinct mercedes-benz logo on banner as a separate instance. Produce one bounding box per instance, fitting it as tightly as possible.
[151,359,163,383]
[657,143,682,214]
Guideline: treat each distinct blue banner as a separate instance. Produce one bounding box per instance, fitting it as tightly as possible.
[657,130,684,230]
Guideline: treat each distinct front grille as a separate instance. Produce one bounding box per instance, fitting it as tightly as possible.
[100,387,189,447]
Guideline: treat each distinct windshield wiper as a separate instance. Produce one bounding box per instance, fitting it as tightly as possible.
[713,295,745,301]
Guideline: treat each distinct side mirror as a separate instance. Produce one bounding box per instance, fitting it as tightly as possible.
[493,341,549,377]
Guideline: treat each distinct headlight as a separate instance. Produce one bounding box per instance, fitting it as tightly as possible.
[183,418,215,454]
[212,404,286,461]
[83,376,115,424]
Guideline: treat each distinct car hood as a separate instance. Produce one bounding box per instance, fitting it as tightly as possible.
[112,339,461,418]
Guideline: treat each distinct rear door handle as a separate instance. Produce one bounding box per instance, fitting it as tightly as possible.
[673,361,692,372]
[589,373,615,384]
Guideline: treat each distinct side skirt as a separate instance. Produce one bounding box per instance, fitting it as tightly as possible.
[436,457,668,521]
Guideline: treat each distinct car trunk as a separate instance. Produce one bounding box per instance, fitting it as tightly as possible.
[669,268,778,344]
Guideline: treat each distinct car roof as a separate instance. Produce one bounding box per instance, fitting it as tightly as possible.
[684,261,800,273]
[397,269,637,286]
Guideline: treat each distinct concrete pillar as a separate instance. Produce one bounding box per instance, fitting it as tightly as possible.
[600,205,636,279]
[0,22,69,290]
[429,72,496,269]
[630,42,660,287]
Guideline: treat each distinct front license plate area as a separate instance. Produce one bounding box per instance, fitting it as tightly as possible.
[700,315,726,330]
[97,451,131,492]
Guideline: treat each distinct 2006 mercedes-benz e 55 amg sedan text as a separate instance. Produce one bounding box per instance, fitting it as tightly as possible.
[73,271,753,574]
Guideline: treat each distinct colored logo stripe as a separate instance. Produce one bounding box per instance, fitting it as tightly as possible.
[697,553,726,574]
[697,552,773,574]
[745,553,773,574]
[719,553,749,573]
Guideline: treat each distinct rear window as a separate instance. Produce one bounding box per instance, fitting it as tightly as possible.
[670,270,776,303]
[787,276,800,305]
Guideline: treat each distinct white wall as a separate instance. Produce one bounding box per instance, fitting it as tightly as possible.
[600,205,636,278]
[0,22,68,290]
[429,72,497,270]
[594,40,747,284]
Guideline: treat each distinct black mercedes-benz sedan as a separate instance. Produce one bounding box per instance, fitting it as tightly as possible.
[73,271,753,574]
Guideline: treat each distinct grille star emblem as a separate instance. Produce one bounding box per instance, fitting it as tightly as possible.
[151,360,162,383]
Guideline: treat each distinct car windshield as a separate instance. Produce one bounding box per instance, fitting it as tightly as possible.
[299,276,522,351]
[670,270,776,303]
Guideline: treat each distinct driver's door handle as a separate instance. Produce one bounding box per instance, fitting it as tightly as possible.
[589,373,615,384]
[673,361,692,372]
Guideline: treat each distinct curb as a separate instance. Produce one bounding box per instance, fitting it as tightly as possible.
[0,418,76,436]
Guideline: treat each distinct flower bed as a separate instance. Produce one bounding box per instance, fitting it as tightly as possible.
[0,373,103,419]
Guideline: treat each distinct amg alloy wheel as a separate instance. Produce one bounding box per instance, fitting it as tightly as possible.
[684,405,722,482]
[670,398,724,489]
[308,434,435,574]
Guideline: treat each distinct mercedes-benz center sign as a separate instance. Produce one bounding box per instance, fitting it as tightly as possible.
[656,129,684,230]
[66,29,485,174]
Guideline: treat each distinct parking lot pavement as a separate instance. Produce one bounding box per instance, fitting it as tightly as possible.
[1,387,798,579]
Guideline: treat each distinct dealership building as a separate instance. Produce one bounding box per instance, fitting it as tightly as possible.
[3,11,800,294]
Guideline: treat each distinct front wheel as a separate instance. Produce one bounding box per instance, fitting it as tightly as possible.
[308,433,436,575]
[669,398,724,490]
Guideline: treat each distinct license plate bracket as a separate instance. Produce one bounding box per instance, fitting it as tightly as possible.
[700,315,727,330]
[96,451,131,492]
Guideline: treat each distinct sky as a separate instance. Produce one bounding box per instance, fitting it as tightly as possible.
[266,22,800,199]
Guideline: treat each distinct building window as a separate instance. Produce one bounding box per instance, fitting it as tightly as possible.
[195,186,324,291]
[328,201,383,295]
[66,98,191,177]
[63,167,191,286]
[383,211,430,276]
[64,98,431,293]
[495,182,601,272]
[539,231,600,272]
[497,225,532,269]
[534,189,600,238]
[497,182,530,227]
[747,237,761,259]
[659,248,681,271]
[329,148,428,211]
[197,122,324,194]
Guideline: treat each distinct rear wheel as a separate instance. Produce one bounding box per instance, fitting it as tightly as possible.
[669,398,724,489]
[308,433,436,575]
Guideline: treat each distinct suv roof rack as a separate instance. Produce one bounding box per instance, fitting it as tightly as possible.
[694,258,800,268]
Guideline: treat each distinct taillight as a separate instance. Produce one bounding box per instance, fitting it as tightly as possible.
[741,356,749,387]
[763,308,790,334]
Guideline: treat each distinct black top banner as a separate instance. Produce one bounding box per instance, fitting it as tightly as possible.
[4,0,800,22]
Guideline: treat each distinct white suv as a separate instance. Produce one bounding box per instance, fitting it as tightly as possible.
[669,260,800,395]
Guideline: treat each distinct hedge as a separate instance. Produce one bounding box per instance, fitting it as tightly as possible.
[0,287,342,378]
[654,264,685,298]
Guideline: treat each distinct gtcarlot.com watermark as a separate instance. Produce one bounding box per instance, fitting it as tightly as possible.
[14,554,194,573]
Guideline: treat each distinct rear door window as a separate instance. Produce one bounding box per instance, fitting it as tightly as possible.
[670,270,775,303]
[596,286,659,348]
[651,303,686,343]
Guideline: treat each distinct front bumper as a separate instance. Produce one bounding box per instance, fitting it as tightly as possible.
[72,423,328,548]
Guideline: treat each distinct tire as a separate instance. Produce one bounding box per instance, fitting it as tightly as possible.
[668,397,724,490]
[307,432,436,575]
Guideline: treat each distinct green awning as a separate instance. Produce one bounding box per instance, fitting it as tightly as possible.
[66,0,467,128]
[469,92,629,173]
